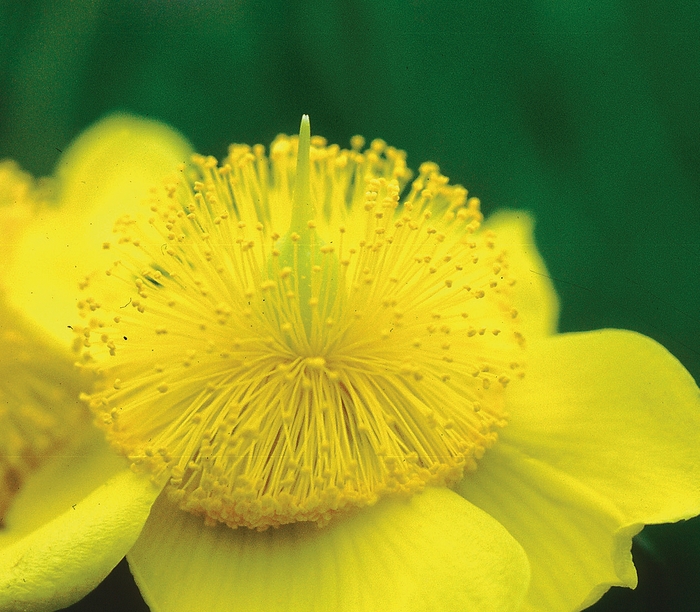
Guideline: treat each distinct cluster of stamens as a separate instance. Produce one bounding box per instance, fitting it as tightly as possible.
[74,117,524,530]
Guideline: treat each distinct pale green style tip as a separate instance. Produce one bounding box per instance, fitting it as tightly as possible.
[291,114,312,231]
[275,115,318,340]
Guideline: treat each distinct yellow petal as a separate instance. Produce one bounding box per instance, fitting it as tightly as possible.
[483,210,559,338]
[0,427,160,611]
[0,294,87,524]
[0,160,53,285]
[3,114,193,345]
[53,114,192,214]
[457,329,700,612]
[128,487,530,612]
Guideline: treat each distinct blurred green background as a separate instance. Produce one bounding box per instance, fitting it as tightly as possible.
[1,1,699,610]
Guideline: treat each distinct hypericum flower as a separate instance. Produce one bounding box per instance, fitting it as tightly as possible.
[0,165,78,521]
[74,115,525,533]
[0,299,83,525]
[0,161,52,288]
[1,114,699,612]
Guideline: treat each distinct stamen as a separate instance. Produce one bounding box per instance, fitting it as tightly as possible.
[76,120,524,530]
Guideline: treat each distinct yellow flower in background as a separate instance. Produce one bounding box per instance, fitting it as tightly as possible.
[0,298,83,526]
[0,119,198,610]
[1,115,699,612]
[0,161,52,278]
[0,164,83,522]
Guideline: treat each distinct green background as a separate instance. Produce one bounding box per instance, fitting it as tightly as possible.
[1,1,699,610]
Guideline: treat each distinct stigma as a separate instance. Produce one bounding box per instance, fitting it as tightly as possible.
[75,117,524,530]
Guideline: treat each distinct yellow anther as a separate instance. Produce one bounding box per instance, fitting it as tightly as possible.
[306,357,326,369]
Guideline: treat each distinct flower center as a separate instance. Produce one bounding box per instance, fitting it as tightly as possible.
[75,118,524,530]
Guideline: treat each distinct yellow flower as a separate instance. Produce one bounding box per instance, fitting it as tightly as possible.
[0,164,83,522]
[0,118,198,610]
[1,115,699,612]
[0,299,81,526]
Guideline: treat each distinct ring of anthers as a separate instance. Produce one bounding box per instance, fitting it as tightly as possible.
[75,121,524,531]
